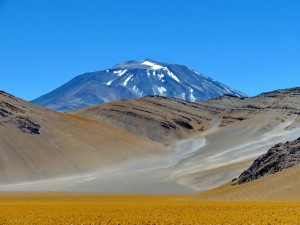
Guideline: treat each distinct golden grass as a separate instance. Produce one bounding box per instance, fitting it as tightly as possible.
[1,193,300,224]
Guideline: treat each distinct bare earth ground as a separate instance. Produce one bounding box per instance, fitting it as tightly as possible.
[1,193,300,225]
[2,116,298,194]
[196,165,300,201]
[3,164,300,224]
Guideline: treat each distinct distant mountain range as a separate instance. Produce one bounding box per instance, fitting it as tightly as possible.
[32,59,246,111]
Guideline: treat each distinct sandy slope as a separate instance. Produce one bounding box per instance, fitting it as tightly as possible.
[0,91,167,185]
[3,115,298,193]
[196,165,300,201]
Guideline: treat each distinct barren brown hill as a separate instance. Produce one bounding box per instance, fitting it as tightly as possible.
[73,96,215,144]
[73,87,300,145]
[0,91,166,185]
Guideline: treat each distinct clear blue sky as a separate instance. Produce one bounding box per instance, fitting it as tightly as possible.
[1,0,299,100]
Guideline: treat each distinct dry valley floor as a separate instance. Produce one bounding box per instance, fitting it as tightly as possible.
[1,193,300,225]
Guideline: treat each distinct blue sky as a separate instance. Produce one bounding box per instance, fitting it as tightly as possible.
[0,0,299,100]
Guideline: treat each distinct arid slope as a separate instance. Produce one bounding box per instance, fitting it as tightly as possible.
[36,87,299,193]
[0,91,166,185]
[74,87,300,145]
[197,165,300,201]
[1,87,299,193]
[73,96,214,144]
[197,136,300,201]
[238,137,300,184]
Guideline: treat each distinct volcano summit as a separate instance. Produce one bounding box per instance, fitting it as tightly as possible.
[32,59,246,111]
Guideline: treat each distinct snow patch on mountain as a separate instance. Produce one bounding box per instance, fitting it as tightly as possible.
[106,79,115,85]
[142,61,163,70]
[123,74,134,86]
[189,87,196,101]
[157,86,167,95]
[114,69,127,76]
[157,73,164,80]
[163,68,180,83]
[132,86,143,96]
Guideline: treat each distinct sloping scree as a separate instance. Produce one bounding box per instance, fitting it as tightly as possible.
[15,116,41,134]
[237,137,300,184]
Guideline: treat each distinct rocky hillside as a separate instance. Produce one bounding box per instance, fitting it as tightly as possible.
[0,91,166,185]
[73,87,300,144]
[238,137,300,184]
[73,96,217,144]
[0,91,42,134]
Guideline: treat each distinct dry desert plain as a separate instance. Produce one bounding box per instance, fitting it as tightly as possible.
[3,166,300,224]
[2,192,300,225]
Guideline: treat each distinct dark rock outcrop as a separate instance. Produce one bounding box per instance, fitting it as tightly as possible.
[0,93,41,135]
[237,137,300,184]
[15,116,41,134]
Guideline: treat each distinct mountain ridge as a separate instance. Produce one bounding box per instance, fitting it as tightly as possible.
[32,59,246,111]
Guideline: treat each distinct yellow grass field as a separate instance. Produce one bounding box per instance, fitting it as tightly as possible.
[1,193,300,224]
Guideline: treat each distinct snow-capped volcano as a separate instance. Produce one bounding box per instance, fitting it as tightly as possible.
[32,59,246,111]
